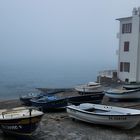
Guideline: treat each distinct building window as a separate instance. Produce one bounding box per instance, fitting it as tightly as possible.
[124,41,129,51]
[124,62,130,72]
[120,62,123,72]
[122,23,132,34]
[120,62,130,72]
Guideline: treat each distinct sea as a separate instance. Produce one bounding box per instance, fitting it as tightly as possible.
[0,63,115,140]
[0,64,102,100]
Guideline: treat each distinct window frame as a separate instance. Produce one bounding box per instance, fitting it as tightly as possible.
[120,62,130,72]
[124,41,129,52]
[122,23,132,34]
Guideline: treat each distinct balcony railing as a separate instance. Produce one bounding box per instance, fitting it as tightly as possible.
[98,70,117,78]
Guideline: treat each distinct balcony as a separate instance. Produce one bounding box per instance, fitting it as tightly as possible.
[98,70,117,78]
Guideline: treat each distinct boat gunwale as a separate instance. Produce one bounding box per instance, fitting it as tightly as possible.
[31,97,68,104]
[0,113,44,121]
[67,106,140,117]
[31,93,104,104]
[0,108,44,120]
[105,88,140,95]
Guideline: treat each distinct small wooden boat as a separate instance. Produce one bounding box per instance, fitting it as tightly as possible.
[20,89,67,105]
[105,88,140,100]
[36,88,72,94]
[31,96,67,111]
[31,94,104,111]
[20,92,46,105]
[75,82,103,94]
[67,103,140,129]
[0,107,44,136]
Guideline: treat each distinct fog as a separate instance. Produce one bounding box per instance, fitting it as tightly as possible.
[0,0,140,70]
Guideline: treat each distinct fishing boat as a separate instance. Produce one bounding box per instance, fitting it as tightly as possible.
[67,103,140,129]
[31,96,67,111]
[75,82,103,94]
[19,89,67,106]
[19,92,46,106]
[105,88,140,100]
[68,93,104,105]
[31,93,104,111]
[36,88,72,94]
[0,107,44,136]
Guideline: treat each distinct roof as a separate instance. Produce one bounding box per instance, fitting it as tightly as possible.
[116,16,132,21]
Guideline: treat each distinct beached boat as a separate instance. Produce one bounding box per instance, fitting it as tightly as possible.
[19,89,67,106]
[31,96,67,111]
[105,88,140,100]
[20,92,46,105]
[123,84,140,90]
[0,107,44,136]
[68,93,104,105]
[75,82,103,94]
[31,94,104,111]
[67,103,140,129]
[37,88,71,94]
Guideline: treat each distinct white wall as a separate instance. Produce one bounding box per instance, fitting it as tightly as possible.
[118,12,140,82]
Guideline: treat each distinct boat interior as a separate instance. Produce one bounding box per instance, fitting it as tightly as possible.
[73,103,140,115]
[0,107,42,119]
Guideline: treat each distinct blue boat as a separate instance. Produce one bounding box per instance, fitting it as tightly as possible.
[31,96,68,111]
[19,92,46,105]
[30,93,104,112]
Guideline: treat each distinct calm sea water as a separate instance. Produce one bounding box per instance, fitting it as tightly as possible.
[0,64,100,99]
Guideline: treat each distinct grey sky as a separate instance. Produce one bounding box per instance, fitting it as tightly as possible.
[0,0,140,70]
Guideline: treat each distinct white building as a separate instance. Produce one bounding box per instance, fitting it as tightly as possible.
[117,7,140,82]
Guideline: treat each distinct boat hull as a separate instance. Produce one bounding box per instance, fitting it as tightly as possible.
[67,106,140,129]
[105,89,140,99]
[31,98,68,111]
[75,87,103,94]
[20,94,45,106]
[20,97,32,106]
[123,84,140,90]
[31,94,104,111]
[68,94,104,105]
[0,114,43,136]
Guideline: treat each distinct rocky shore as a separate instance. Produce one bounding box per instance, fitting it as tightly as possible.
[1,91,140,140]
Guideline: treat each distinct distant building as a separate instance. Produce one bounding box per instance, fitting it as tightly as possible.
[117,7,140,82]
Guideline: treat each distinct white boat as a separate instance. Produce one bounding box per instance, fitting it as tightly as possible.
[67,103,140,129]
[105,88,140,99]
[123,84,140,90]
[75,82,103,94]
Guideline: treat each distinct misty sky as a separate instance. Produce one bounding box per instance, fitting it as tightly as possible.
[0,0,140,70]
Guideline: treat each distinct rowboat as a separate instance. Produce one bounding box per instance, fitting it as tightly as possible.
[105,88,140,99]
[75,82,103,94]
[20,92,46,105]
[31,94,104,111]
[67,103,140,129]
[31,96,67,111]
[0,107,44,136]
